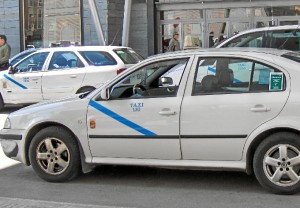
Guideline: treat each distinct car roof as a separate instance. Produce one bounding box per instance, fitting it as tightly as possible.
[148,47,291,59]
[233,25,300,35]
[36,46,132,53]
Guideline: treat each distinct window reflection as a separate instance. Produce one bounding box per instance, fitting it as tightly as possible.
[24,0,81,49]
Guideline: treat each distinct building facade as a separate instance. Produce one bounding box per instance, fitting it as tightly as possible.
[0,0,300,57]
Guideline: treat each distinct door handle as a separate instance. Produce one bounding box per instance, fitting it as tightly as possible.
[70,75,77,78]
[159,108,176,116]
[250,104,271,112]
[31,78,39,81]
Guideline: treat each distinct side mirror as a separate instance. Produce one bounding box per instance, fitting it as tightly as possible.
[159,77,173,86]
[8,66,15,74]
[100,88,110,100]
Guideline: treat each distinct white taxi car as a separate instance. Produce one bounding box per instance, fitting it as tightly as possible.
[1,48,300,194]
[0,46,142,109]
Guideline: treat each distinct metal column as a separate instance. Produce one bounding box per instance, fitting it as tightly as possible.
[88,0,106,45]
[122,0,132,46]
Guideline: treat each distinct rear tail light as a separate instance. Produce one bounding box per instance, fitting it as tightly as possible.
[117,68,126,74]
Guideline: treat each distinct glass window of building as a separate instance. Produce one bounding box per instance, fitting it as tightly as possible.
[23,0,82,49]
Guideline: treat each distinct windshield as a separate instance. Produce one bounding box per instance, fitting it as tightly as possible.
[114,48,144,64]
[281,52,300,63]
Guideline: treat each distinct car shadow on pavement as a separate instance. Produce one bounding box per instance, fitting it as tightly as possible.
[77,165,263,194]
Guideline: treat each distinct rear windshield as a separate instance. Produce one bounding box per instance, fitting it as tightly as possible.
[281,52,300,63]
[114,48,143,64]
[79,51,117,66]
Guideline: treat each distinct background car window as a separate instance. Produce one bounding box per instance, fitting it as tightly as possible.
[268,30,300,51]
[49,51,84,70]
[114,48,144,64]
[193,57,285,95]
[79,51,117,66]
[223,32,264,47]
[14,52,49,73]
[109,58,189,99]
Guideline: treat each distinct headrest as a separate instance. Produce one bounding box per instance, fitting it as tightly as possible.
[201,75,218,92]
[218,69,233,87]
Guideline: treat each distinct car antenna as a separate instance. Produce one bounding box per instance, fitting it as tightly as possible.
[109,28,121,46]
[278,25,300,49]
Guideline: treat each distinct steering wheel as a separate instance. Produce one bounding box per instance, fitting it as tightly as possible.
[133,84,148,96]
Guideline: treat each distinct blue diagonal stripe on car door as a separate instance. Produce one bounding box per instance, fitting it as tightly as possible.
[3,74,28,89]
[89,100,157,136]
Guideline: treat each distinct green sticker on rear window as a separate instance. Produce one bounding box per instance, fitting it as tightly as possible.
[269,72,283,91]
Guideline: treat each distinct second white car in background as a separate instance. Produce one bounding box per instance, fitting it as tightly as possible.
[0,46,143,109]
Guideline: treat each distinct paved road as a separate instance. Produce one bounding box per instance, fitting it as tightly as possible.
[1,107,300,208]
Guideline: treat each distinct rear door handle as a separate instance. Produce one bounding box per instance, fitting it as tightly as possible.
[70,75,77,78]
[251,104,271,112]
[31,78,39,81]
[159,108,176,116]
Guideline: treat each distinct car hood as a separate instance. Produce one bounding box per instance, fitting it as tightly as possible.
[10,94,87,117]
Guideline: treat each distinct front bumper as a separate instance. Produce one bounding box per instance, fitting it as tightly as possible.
[0,129,26,163]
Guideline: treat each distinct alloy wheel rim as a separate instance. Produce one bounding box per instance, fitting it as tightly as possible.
[263,144,300,187]
[36,137,70,175]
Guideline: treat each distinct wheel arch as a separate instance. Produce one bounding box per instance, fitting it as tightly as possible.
[24,122,85,167]
[246,127,300,174]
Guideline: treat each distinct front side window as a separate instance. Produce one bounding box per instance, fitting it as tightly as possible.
[109,58,189,99]
[79,51,117,66]
[14,52,49,73]
[193,57,285,95]
[49,51,84,70]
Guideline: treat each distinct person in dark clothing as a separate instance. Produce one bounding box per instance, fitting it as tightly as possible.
[0,35,11,70]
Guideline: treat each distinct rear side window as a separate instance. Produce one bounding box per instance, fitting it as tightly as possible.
[192,57,285,95]
[268,30,300,51]
[80,51,117,66]
[114,48,143,64]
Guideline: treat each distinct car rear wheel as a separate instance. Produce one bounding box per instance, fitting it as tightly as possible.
[29,126,81,182]
[254,132,300,194]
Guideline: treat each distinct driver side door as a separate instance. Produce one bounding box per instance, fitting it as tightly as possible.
[87,57,192,159]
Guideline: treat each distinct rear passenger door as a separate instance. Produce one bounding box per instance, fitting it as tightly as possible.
[42,51,86,100]
[180,56,289,161]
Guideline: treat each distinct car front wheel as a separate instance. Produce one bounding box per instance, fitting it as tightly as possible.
[254,132,300,194]
[29,126,81,182]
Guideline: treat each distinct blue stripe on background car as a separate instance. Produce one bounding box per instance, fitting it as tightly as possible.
[3,74,28,89]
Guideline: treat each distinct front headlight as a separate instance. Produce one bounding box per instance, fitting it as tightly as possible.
[3,117,11,129]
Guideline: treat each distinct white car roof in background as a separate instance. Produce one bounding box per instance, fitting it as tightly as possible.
[36,46,132,53]
[216,25,300,48]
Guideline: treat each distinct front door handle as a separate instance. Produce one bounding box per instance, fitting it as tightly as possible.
[250,104,271,112]
[70,75,77,78]
[159,108,176,116]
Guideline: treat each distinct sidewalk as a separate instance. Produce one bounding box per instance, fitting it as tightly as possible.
[0,197,129,208]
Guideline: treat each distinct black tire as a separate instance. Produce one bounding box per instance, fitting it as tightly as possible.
[253,132,300,194]
[29,126,81,182]
[0,94,4,111]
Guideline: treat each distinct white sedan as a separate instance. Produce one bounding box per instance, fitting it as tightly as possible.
[1,48,300,194]
[0,46,143,109]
